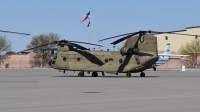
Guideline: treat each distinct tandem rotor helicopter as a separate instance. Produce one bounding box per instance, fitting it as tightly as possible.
[18,30,199,77]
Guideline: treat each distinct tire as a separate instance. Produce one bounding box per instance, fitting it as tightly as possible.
[126,72,131,77]
[78,72,84,77]
[140,72,145,77]
[92,72,98,77]
[78,73,82,77]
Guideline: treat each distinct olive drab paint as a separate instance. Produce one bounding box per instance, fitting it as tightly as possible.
[49,34,159,77]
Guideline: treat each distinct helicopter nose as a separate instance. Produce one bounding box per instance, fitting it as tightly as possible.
[48,60,52,67]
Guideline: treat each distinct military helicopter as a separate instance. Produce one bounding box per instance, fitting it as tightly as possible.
[19,30,157,77]
[18,30,199,77]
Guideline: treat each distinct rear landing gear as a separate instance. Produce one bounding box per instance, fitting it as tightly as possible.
[92,72,98,77]
[102,72,105,76]
[126,72,131,77]
[140,72,145,77]
[78,71,84,77]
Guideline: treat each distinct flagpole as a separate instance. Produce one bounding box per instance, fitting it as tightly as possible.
[89,8,91,49]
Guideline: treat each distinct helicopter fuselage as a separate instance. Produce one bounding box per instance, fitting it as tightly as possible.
[50,50,158,73]
[49,34,159,73]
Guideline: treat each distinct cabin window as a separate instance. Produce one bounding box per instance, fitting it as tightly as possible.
[105,58,108,63]
[77,57,80,62]
[63,57,66,61]
[119,59,123,63]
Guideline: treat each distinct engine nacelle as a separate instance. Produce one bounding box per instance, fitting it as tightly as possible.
[57,44,74,52]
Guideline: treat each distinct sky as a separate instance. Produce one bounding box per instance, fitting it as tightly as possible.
[1,0,200,52]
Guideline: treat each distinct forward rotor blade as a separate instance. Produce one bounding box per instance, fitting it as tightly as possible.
[17,44,49,53]
[111,32,140,45]
[17,42,56,53]
[67,41,103,47]
[98,32,138,42]
[17,39,102,54]
[69,43,89,50]
[57,40,102,47]
[57,39,68,43]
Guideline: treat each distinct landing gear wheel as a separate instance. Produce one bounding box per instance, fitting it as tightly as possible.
[78,71,84,77]
[153,67,156,71]
[92,72,98,77]
[140,72,145,77]
[102,72,105,76]
[126,72,131,77]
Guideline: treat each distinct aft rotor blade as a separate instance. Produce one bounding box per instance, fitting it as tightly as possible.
[151,31,200,37]
[111,32,140,45]
[98,32,138,42]
[0,30,30,35]
[69,43,89,50]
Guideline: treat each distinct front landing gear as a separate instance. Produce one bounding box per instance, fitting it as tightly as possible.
[140,72,145,77]
[126,72,131,77]
[78,71,84,77]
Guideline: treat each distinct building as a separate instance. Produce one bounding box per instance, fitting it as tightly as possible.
[0,55,32,68]
[155,26,200,53]
[154,26,200,69]
[0,54,51,68]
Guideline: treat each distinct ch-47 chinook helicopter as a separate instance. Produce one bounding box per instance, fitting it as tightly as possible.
[18,30,199,77]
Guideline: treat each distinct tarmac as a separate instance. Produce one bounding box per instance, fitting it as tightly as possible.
[0,69,200,112]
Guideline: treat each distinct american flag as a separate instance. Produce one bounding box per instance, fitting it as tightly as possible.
[80,11,90,23]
